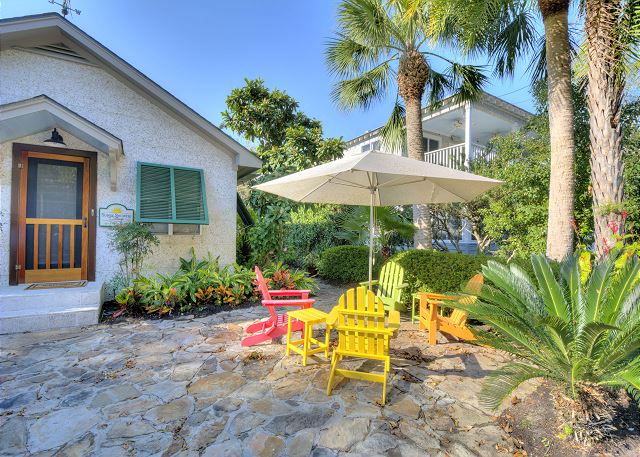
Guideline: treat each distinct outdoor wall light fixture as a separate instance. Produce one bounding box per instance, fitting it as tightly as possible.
[44,128,66,146]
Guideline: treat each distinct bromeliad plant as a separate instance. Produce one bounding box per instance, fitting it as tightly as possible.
[260,261,319,293]
[461,253,640,414]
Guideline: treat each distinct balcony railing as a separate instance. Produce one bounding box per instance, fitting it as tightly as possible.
[423,143,493,170]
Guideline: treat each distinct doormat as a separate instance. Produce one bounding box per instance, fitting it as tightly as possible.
[25,280,88,290]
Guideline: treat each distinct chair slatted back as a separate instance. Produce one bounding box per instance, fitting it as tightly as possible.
[254,266,278,321]
[449,274,484,326]
[335,287,388,357]
[377,261,404,303]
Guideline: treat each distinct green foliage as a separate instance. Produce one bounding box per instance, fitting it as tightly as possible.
[391,249,489,304]
[109,222,159,281]
[246,204,289,266]
[114,250,256,317]
[462,254,640,412]
[469,82,594,257]
[260,261,318,293]
[335,206,415,259]
[282,205,346,271]
[318,245,382,283]
[222,78,343,175]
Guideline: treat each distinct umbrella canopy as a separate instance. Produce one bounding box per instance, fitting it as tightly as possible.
[253,151,502,282]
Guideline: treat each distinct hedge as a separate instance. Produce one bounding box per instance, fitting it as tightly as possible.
[391,249,489,301]
[317,246,382,283]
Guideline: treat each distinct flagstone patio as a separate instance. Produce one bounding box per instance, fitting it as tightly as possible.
[0,282,523,456]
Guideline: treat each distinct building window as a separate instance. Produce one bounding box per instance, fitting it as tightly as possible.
[423,137,440,152]
[372,140,381,151]
[361,143,371,153]
[136,162,208,225]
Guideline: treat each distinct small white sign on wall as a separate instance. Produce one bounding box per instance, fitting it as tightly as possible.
[99,203,134,227]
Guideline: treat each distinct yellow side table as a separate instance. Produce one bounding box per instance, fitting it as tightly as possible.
[286,308,330,366]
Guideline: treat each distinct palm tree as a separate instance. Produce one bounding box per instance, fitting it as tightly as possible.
[583,0,639,257]
[426,0,576,261]
[326,0,486,250]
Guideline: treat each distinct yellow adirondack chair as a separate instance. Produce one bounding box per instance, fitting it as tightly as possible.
[418,274,483,345]
[359,260,408,312]
[326,287,399,405]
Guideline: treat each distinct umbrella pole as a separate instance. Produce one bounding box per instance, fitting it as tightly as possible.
[369,189,374,287]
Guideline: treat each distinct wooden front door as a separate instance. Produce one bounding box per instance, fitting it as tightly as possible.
[16,151,90,283]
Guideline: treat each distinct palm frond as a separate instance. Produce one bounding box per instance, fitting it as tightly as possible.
[530,254,569,320]
[479,362,547,410]
[379,99,406,152]
[331,62,393,110]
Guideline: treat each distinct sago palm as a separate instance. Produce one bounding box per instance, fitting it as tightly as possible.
[458,254,640,410]
[326,0,486,250]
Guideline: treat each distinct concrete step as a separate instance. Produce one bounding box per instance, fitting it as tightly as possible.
[0,282,103,334]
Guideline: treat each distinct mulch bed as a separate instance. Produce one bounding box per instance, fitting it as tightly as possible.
[500,381,640,456]
[99,299,259,323]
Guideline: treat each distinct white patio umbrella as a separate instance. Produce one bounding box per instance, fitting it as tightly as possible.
[254,151,502,284]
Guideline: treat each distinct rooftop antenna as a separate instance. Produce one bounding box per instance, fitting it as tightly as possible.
[49,0,81,18]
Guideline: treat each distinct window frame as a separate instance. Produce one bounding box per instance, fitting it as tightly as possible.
[135,162,209,225]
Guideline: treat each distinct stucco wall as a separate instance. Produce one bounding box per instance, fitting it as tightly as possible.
[0,49,237,287]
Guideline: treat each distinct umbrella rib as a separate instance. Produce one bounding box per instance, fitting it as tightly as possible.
[377,176,427,188]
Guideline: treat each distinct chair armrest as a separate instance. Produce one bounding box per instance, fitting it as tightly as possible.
[388,310,400,331]
[326,306,339,327]
[359,280,379,287]
[395,283,409,289]
[262,299,315,307]
[269,289,311,299]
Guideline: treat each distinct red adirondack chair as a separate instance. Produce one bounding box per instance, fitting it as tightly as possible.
[241,266,315,347]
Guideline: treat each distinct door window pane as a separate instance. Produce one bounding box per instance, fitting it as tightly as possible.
[26,158,83,219]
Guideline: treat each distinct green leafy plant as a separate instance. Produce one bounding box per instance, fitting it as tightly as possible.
[463,254,640,416]
[109,222,159,281]
[317,246,382,284]
[113,250,256,317]
[260,261,318,293]
[335,206,415,260]
[391,249,489,304]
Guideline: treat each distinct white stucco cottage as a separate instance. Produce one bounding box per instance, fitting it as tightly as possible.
[0,13,261,332]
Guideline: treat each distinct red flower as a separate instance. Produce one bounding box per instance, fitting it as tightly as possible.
[622,210,629,220]
[603,237,611,255]
[608,221,619,234]
[570,219,578,231]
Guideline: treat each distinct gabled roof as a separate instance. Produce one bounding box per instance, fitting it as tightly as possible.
[0,13,261,178]
[0,94,123,154]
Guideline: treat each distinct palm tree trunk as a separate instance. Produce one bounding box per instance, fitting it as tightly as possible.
[539,0,576,261]
[399,50,432,249]
[406,97,433,249]
[585,0,625,258]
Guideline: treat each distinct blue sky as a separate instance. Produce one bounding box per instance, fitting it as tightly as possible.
[1,0,540,145]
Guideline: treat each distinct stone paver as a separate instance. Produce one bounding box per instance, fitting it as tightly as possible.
[0,281,517,456]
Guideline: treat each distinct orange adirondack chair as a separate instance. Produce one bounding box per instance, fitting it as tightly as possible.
[419,274,483,345]
[241,266,315,347]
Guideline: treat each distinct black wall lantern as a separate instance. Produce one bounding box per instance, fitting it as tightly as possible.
[44,128,66,146]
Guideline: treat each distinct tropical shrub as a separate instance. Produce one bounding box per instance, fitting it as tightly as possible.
[391,249,489,304]
[114,250,256,317]
[318,246,382,283]
[282,206,345,271]
[464,254,640,440]
[260,261,318,293]
[109,222,159,280]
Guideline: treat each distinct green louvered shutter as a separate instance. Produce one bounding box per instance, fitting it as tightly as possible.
[138,163,173,221]
[174,168,208,223]
[136,163,208,224]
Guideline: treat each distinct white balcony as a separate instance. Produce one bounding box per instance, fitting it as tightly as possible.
[423,143,494,170]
